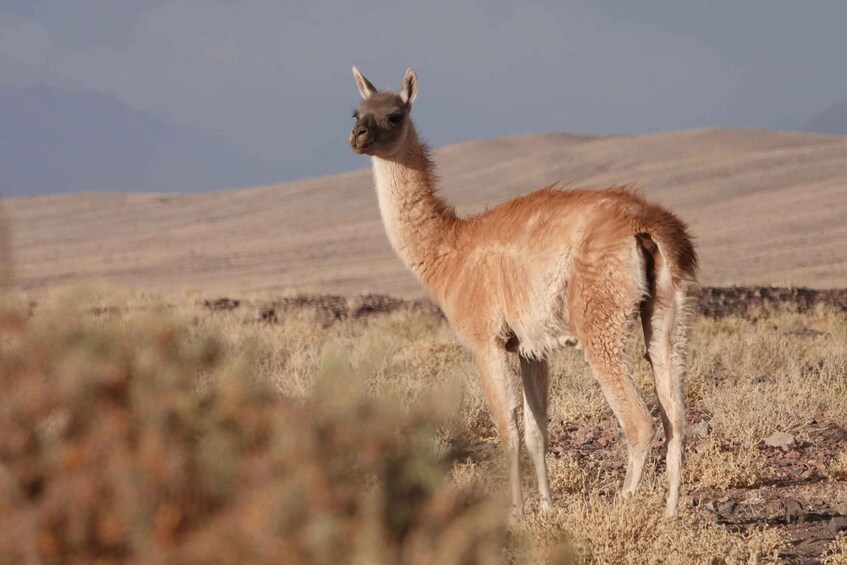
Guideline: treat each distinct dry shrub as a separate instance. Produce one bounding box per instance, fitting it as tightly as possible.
[685,441,764,490]
[547,454,593,495]
[515,492,786,564]
[0,307,506,564]
[824,533,847,565]
[827,451,847,481]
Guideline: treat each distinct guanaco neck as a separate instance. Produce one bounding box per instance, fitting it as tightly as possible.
[371,121,460,289]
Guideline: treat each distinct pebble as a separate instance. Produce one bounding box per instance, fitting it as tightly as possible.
[718,500,736,514]
[828,516,847,534]
[689,421,711,439]
[784,498,805,524]
[254,307,277,323]
[764,431,795,448]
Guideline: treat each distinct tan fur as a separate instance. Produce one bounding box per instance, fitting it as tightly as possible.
[349,67,698,518]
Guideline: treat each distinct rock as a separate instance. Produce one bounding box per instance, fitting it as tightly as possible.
[597,437,611,447]
[783,326,825,338]
[254,307,277,323]
[718,500,736,514]
[784,499,805,524]
[691,437,713,453]
[573,426,595,445]
[764,431,795,448]
[828,516,847,534]
[203,297,240,311]
[689,421,711,439]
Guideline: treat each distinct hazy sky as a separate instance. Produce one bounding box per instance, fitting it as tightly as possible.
[2,1,846,186]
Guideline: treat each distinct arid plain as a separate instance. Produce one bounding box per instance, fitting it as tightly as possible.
[2,128,847,563]
[5,128,847,296]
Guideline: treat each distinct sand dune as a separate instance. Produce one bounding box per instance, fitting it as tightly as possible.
[4,128,847,297]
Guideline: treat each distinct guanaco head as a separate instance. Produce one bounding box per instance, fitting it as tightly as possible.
[349,66,418,158]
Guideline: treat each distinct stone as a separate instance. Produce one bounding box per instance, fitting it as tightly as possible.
[828,516,847,534]
[783,326,825,338]
[203,297,240,311]
[764,431,795,448]
[718,500,736,514]
[257,307,277,323]
[783,499,805,524]
[689,421,711,439]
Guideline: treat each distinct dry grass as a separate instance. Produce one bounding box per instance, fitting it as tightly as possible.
[2,287,846,562]
[689,315,847,442]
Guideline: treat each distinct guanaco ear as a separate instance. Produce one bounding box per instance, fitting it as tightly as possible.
[352,66,377,100]
[400,68,418,105]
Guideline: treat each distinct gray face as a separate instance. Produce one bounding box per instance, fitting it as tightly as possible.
[349,92,411,158]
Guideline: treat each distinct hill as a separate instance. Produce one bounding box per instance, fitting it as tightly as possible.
[0,84,255,195]
[803,100,847,135]
[4,128,847,296]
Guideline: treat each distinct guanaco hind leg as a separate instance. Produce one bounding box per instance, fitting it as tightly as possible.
[520,355,554,510]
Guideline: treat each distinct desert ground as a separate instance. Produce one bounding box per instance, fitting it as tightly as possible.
[1,290,845,563]
[2,128,847,563]
[4,128,847,297]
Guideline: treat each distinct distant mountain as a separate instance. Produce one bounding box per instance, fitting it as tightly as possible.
[802,100,847,135]
[0,84,256,196]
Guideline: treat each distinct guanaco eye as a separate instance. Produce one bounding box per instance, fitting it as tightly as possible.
[387,113,403,126]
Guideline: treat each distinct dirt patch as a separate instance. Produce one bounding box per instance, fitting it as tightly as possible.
[448,411,847,562]
[198,287,847,324]
[199,293,445,326]
[690,420,847,563]
[202,297,241,311]
[699,286,847,320]
[544,416,847,563]
[279,293,443,321]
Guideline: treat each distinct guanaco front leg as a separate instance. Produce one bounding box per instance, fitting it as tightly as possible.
[473,344,523,517]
